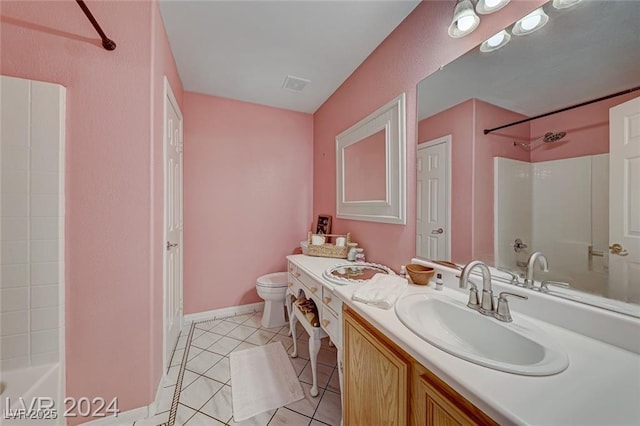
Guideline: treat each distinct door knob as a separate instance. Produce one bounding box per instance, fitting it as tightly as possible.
[431,228,444,234]
[166,241,179,250]
[609,243,629,256]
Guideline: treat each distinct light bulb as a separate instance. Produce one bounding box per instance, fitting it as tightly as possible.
[520,14,541,31]
[457,15,476,32]
[487,32,505,47]
[484,0,502,7]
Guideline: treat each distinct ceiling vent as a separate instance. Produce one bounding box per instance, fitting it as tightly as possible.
[282,75,310,92]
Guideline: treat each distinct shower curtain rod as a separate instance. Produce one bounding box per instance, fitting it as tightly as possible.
[483,85,640,135]
[76,0,116,51]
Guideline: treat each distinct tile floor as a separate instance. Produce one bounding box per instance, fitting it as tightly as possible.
[137,311,342,426]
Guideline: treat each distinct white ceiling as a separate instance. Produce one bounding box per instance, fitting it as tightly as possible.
[158,0,420,113]
[417,1,640,121]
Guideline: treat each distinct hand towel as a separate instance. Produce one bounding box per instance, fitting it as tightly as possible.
[352,273,408,309]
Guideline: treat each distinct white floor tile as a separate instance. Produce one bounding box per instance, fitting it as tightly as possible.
[163,364,181,388]
[270,408,311,425]
[180,375,224,411]
[227,313,253,324]
[186,349,223,375]
[229,409,275,426]
[181,370,201,391]
[243,314,263,328]
[202,357,230,384]
[299,363,333,390]
[175,403,198,424]
[206,336,243,356]
[313,390,341,426]
[191,331,222,350]
[269,335,294,352]
[175,334,188,350]
[227,324,259,340]
[133,412,168,425]
[153,385,175,415]
[317,347,337,368]
[170,348,185,367]
[309,420,330,426]
[187,346,206,361]
[211,320,240,335]
[326,368,340,394]
[199,385,233,423]
[289,357,308,376]
[246,329,277,346]
[186,411,225,425]
[195,319,222,332]
[231,341,258,354]
[192,328,207,340]
[284,382,322,418]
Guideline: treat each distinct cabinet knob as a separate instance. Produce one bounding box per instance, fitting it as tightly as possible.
[287,282,293,287]
[323,296,332,304]
[310,286,318,294]
[321,319,330,327]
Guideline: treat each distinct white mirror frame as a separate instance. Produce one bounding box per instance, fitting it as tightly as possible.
[336,93,406,224]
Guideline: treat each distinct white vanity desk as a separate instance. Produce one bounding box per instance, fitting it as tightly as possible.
[286,254,349,397]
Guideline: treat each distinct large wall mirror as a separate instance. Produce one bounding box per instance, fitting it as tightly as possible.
[337,93,406,224]
[416,0,640,315]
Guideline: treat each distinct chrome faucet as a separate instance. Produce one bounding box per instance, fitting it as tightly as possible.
[524,251,548,288]
[459,260,494,316]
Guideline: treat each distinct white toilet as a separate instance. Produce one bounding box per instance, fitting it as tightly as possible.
[256,272,289,328]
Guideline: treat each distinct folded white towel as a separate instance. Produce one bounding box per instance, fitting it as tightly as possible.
[352,273,408,309]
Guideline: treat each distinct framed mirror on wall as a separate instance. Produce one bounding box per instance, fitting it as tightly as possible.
[416,0,640,315]
[336,93,406,224]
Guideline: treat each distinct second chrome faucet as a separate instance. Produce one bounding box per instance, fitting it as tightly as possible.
[459,260,527,322]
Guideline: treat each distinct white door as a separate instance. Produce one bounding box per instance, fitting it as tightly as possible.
[609,96,640,303]
[163,78,184,372]
[416,136,451,260]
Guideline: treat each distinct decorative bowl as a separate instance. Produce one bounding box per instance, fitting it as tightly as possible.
[406,264,435,285]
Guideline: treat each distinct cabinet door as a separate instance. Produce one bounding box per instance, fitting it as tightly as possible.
[412,363,497,426]
[344,307,409,425]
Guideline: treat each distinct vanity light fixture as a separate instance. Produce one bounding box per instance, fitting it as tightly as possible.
[476,0,511,15]
[552,0,583,9]
[448,0,480,38]
[480,29,511,52]
[512,7,549,36]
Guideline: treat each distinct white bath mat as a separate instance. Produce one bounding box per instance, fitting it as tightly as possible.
[229,341,304,422]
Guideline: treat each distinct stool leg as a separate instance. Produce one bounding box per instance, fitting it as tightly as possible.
[290,309,298,358]
[309,334,321,397]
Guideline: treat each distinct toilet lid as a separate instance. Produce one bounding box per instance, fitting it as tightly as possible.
[256,272,288,288]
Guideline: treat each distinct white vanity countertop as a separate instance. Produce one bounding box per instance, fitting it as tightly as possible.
[286,254,640,426]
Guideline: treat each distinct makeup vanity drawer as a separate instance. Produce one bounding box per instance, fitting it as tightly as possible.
[289,262,321,296]
[321,306,339,343]
[322,287,341,316]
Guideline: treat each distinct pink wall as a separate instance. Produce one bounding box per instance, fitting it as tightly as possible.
[530,91,637,163]
[312,0,546,270]
[183,93,313,314]
[0,0,183,421]
[418,100,474,263]
[344,130,386,201]
[473,99,529,264]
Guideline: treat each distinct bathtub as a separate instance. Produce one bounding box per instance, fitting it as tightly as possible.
[1,363,61,425]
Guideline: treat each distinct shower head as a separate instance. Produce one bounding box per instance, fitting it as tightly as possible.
[543,131,567,143]
[513,131,567,150]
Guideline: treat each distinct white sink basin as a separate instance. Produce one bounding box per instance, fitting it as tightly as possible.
[395,293,569,376]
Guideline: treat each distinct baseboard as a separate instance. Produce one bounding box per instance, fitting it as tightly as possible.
[183,302,264,323]
[80,406,148,425]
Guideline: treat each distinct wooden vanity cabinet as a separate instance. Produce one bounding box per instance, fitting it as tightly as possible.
[343,306,497,426]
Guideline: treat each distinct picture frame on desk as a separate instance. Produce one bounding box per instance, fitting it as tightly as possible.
[314,214,332,235]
